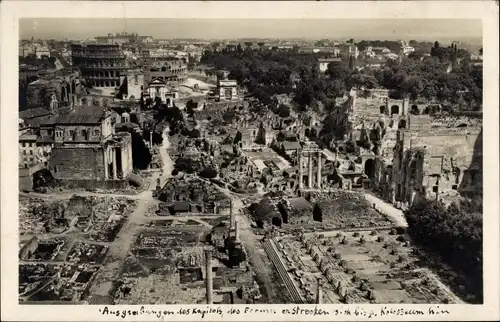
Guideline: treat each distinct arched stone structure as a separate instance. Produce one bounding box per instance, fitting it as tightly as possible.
[390,105,400,115]
[398,119,407,129]
[410,105,420,115]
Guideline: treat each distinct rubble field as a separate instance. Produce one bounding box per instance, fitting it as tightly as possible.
[19,195,137,239]
[19,263,98,303]
[271,229,460,304]
[286,192,394,230]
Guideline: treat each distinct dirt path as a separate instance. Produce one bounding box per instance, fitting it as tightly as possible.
[87,128,173,299]
[364,192,408,228]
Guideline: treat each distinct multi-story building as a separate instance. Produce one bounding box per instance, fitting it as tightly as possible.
[33,44,51,59]
[95,32,139,45]
[71,43,128,88]
[39,105,133,181]
[143,57,188,85]
[19,133,52,169]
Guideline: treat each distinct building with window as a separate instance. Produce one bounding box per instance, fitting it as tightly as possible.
[71,43,128,88]
[38,106,133,182]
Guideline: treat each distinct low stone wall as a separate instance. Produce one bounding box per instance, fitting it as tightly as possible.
[59,179,128,190]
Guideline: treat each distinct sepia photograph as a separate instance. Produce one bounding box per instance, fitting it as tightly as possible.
[1,1,499,321]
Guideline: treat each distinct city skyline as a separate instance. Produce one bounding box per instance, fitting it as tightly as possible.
[20,18,482,42]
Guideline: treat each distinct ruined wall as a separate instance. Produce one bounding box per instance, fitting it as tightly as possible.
[49,147,106,180]
[392,127,482,205]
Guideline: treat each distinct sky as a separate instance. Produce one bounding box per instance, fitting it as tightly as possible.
[20,18,482,42]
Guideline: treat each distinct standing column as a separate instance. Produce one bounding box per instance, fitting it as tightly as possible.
[308,152,313,188]
[205,250,213,304]
[235,219,240,243]
[103,147,109,179]
[229,199,235,231]
[112,148,117,179]
[298,151,303,190]
[315,277,323,304]
[149,131,153,148]
[317,151,322,189]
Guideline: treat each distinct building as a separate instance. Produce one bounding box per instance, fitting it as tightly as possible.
[71,43,128,88]
[95,32,139,45]
[143,78,178,107]
[19,44,34,57]
[34,44,51,59]
[318,58,342,73]
[143,57,188,85]
[19,133,52,169]
[119,69,144,100]
[400,45,415,56]
[39,105,133,182]
[339,44,360,59]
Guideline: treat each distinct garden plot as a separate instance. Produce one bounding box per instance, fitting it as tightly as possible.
[274,229,460,304]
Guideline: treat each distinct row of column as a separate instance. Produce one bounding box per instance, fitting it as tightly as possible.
[103,147,117,180]
[298,150,322,190]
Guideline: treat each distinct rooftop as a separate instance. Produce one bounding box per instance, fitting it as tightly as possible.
[19,107,54,120]
[281,141,302,151]
[48,106,111,125]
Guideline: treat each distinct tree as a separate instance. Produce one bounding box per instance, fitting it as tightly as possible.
[405,198,483,302]
[131,132,152,170]
[277,104,291,118]
[257,42,265,51]
[199,167,218,179]
[233,131,243,144]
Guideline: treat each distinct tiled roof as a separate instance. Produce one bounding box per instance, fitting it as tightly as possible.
[19,108,53,120]
[19,134,38,141]
[52,106,107,124]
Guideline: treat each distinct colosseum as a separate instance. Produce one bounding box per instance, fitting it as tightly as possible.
[71,43,128,88]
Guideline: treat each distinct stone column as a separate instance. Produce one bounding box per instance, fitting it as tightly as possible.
[235,219,240,242]
[317,151,322,189]
[298,151,304,190]
[205,250,213,304]
[103,147,109,179]
[308,152,313,188]
[315,278,323,304]
[229,200,235,231]
[112,148,117,179]
[149,131,153,148]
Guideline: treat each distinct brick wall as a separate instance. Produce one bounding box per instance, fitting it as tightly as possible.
[49,147,105,180]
